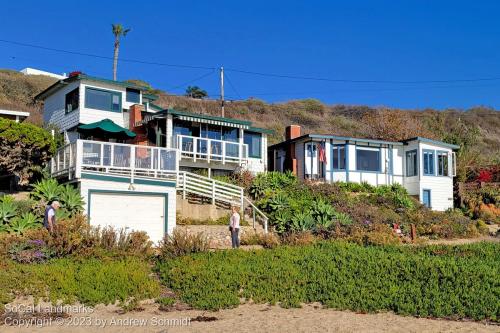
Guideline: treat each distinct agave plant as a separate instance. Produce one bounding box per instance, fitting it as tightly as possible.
[55,208,71,220]
[334,212,353,226]
[7,212,41,235]
[267,192,289,212]
[311,198,335,226]
[59,185,84,216]
[249,176,267,199]
[272,210,292,234]
[31,178,61,202]
[0,195,17,224]
[290,211,315,232]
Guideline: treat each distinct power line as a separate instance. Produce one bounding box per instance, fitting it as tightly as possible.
[224,68,500,85]
[166,69,216,91]
[4,38,500,85]
[222,82,500,98]
[223,71,242,100]
[0,38,215,70]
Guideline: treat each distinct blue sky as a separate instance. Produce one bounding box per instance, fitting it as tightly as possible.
[1,0,500,109]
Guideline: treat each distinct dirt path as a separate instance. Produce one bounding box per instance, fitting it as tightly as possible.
[2,301,498,333]
[424,235,499,246]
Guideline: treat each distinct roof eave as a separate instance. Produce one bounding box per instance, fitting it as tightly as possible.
[401,137,460,150]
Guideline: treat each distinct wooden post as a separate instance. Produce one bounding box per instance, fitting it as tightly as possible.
[75,140,83,179]
[182,172,186,200]
[193,137,197,162]
[211,180,216,205]
[410,224,416,242]
[207,139,211,163]
[222,142,226,164]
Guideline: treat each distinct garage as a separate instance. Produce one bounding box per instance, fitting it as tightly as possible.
[88,190,168,244]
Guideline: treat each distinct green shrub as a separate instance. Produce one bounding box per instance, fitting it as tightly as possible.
[157,296,176,307]
[1,257,160,310]
[47,215,153,257]
[58,185,84,216]
[7,212,41,235]
[157,241,500,322]
[31,178,61,202]
[0,118,56,185]
[250,171,296,199]
[159,229,210,259]
[0,195,17,225]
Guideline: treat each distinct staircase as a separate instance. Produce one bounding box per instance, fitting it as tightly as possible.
[176,171,268,232]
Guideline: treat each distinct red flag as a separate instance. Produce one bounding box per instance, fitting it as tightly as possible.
[318,143,327,165]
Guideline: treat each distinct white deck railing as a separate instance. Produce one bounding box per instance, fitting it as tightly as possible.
[177,171,244,206]
[175,135,248,164]
[50,140,179,180]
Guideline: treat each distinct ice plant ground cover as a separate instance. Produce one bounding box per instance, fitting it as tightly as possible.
[157,241,499,322]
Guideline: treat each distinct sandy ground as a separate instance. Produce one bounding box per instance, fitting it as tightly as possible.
[1,299,498,333]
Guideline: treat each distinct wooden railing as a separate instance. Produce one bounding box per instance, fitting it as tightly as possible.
[177,171,243,206]
[243,197,269,233]
[176,135,248,164]
[50,140,179,180]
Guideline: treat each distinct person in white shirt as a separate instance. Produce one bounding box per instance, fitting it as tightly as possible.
[229,206,241,248]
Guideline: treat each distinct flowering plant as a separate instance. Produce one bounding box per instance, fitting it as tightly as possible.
[8,239,55,264]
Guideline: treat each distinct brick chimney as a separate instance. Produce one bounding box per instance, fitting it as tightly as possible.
[129,104,143,128]
[285,125,301,140]
[282,125,301,176]
[128,104,148,145]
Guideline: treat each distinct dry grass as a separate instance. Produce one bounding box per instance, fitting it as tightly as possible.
[1,69,499,161]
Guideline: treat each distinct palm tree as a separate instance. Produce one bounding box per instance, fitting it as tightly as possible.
[111,24,131,81]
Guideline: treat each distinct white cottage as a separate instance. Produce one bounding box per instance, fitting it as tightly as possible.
[268,125,459,211]
[36,73,271,242]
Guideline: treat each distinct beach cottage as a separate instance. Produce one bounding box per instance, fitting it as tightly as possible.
[268,125,459,211]
[36,73,270,241]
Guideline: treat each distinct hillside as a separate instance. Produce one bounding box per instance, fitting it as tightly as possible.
[1,68,499,180]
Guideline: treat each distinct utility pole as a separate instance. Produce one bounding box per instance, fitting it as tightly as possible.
[220,66,225,117]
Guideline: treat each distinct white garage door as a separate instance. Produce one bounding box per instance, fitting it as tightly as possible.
[89,192,166,243]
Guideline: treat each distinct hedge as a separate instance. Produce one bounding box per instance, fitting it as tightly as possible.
[157,241,499,321]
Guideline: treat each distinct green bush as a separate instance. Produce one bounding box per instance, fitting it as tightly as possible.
[157,241,500,322]
[0,118,56,185]
[0,257,160,311]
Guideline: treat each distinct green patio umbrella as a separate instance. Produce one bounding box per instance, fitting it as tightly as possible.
[78,119,136,140]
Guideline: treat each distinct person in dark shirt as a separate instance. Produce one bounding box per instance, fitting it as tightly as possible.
[43,201,60,233]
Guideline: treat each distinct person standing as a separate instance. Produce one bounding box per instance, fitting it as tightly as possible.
[43,201,60,233]
[229,206,241,248]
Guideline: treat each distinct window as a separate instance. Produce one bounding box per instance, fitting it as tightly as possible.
[244,131,262,158]
[405,150,418,176]
[356,147,380,172]
[332,145,346,170]
[423,150,435,175]
[85,87,121,112]
[65,88,79,113]
[222,127,239,142]
[126,88,140,103]
[422,189,431,208]
[437,151,449,176]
